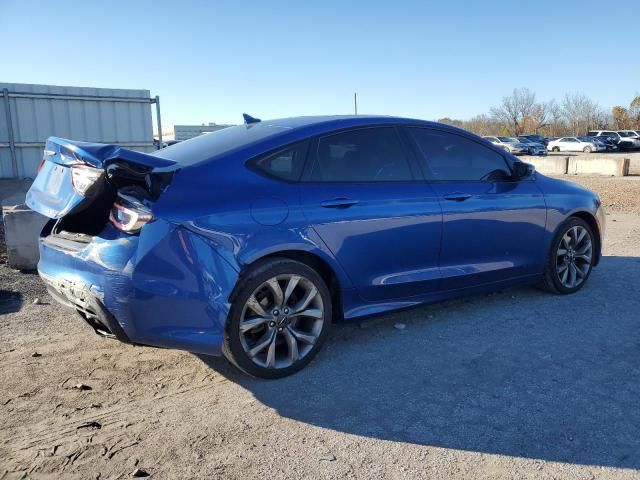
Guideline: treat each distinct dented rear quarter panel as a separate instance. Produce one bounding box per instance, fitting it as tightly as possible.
[38,220,239,355]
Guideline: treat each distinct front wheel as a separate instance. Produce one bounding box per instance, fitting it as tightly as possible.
[223,258,332,378]
[541,218,595,294]
[552,146,560,152]
[583,146,592,153]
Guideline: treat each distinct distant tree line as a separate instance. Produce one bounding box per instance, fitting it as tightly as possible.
[437,88,640,137]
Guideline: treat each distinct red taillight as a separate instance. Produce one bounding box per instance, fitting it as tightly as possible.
[109,192,154,234]
[38,147,57,174]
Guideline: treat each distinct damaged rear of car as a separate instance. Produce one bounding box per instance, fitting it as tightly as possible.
[26,137,239,355]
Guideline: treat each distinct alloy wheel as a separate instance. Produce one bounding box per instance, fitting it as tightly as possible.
[238,274,325,369]
[556,225,592,289]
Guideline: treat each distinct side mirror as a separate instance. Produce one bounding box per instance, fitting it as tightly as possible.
[512,161,535,179]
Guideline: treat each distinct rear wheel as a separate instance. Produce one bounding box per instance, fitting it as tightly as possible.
[541,217,595,294]
[552,146,560,152]
[583,146,592,153]
[223,258,332,378]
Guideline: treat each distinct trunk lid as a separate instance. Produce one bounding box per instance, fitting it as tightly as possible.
[26,137,176,219]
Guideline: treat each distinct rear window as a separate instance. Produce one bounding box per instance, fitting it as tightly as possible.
[248,141,309,181]
[151,123,289,166]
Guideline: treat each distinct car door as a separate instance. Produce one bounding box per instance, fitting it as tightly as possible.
[562,137,578,151]
[299,126,443,301]
[556,138,568,151]
[568,137,581,151]
[404,126,547,291]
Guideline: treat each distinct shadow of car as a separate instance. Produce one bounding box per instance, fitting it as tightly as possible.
[198,254,640,469]
[0,290,23,315]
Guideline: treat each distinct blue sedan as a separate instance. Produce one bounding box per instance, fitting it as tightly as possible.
[26,115,604,378]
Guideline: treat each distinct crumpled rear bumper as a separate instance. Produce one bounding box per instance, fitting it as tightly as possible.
[37,221,239,356]
[40,272,132,343]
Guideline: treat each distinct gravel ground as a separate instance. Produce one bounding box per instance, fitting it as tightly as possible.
[1,183,640,479]
[556,176,640,215]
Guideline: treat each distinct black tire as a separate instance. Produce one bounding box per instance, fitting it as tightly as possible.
[552,146,560,152]
[222,258,332,379]
[540,217,595,294]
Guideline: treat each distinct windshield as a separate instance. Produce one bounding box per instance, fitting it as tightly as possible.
[618,131,632,137]
[497,136,517,143]
[151,122,289,166]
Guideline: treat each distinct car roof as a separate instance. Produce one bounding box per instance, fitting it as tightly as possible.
[261,115,433,130]
[153,115,499,168]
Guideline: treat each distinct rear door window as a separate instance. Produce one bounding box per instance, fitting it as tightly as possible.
[309,127,413,182]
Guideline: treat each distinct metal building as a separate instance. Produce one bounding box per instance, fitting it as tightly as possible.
[0,82,161,179]
[174,123,233,141]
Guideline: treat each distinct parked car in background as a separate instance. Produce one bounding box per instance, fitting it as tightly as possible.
[547,137,603,153]
[616,131,640,148]
[578,136,616,152]
[483,136,529,155]
[518,134,548,146]
[25,116,605,378]
[587,130,640,150]
[617,130,640,142]
[516,137,548,156]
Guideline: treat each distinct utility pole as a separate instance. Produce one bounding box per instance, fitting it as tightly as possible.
[354,92,358,115]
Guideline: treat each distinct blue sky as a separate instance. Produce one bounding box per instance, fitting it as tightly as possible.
[1,0,637,128]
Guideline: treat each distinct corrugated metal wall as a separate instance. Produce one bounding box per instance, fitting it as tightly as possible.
[0,83,156,179]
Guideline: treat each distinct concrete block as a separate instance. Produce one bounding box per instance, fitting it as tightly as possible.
[525,156,568,175]
[567,157,630,176]
[0,179,32,205]
[2,204,47,270]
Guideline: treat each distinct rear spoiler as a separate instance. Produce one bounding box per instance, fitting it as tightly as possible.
[44,137,177,170]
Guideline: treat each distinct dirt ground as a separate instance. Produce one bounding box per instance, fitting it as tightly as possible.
[1,177,640,479]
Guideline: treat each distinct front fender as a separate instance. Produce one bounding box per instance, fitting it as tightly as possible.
[536,174,603,263]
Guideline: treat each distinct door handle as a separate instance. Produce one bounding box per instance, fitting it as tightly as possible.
[443,192,472,201]
[321,198,360,209]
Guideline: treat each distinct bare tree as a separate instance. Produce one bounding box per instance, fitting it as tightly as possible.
[526,100,559,134]
[436,88,640,137]
[490,88,536,135]
[562,93,605,134]
[544,100,567,136]
[457,115,492,136]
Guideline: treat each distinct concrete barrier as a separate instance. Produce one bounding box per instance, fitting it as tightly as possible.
[567,157,630,177]
[1,179,45,270]
[2,203,47,270]
[525,156,568,175]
